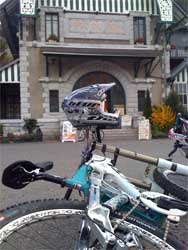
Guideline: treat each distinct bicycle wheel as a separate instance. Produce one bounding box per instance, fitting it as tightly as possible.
[0,199,184,250]
[113,216,185,250]
[153,168,188,202]
[92,130,104,141]
[77,129,86,142]
[0,199,86,250]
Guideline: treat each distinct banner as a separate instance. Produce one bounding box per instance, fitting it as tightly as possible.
[138,119,151,140]
[61,121,76,143]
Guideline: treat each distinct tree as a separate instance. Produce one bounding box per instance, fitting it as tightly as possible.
[143,89,152,119]
[165,90,187,118]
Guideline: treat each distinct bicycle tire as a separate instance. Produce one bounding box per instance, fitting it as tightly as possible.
[92,130,104,141]
[153,168,188,202]
[0,199,184,250]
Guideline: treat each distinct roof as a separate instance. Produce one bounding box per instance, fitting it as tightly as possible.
[0,59,20,83]
[42,44,162,58]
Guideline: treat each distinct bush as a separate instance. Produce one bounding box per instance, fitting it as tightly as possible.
[23,119,37,134]
[151,126,168,139]
[143,89,152,119]
[150,104,175,132]
[0,124,3,136]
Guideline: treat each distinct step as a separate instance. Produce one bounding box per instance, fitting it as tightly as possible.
[103,128,138,140]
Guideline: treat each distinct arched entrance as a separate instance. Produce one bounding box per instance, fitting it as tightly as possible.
[73,71,126,115]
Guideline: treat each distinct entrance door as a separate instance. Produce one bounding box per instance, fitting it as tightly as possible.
[0,84,20,119]
[73,71,125,115]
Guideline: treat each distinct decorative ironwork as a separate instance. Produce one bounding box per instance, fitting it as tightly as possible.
[20,0,36,16]
[157,0,173,22]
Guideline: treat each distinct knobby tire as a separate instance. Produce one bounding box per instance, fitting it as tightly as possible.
[0,199,184,250]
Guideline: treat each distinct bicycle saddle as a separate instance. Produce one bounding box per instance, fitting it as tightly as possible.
[2,160,53,189]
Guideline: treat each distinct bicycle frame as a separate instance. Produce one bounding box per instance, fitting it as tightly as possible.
[2,141,188,249]
[63,150,187,249]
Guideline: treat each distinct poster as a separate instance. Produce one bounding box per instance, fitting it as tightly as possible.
[62,121,76,142]
[121,115,132,127]
[138,119,151,140]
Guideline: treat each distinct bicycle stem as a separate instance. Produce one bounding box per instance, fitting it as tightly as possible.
[95,143,188,176]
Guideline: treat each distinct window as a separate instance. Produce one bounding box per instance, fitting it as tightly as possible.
[45,13,59,41]
[174,83,187,110]
[134,17,146,44]
[49,90,59,112]
[138,90,146,112]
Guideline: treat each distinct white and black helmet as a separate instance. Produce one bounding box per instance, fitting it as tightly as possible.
[62,83,120,128]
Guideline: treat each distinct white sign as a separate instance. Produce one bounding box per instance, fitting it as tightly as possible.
[138,119,151,140]
[62,121,76,142]
[157,0,173,22]
[20,0,36,16]
[121,115,132,127]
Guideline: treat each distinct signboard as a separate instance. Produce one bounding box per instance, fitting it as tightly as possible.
[138,119,151,140]
[121,115,132,127]
[157,0,173,23]
[20,0,36,16]
[62,121,76,142]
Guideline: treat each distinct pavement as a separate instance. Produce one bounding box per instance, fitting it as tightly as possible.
[0,138,188,246]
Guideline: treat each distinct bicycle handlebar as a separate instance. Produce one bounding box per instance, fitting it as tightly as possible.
[95,143,188,176]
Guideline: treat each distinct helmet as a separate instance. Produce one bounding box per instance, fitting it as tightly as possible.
[62,83,120,128]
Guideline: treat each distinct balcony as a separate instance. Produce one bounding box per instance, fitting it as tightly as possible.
[170,49,188,59]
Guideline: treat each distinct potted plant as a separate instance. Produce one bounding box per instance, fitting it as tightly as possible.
[135,37,145,45]
[170,44,176,49]
[23,119,37,134]
[0,124,3,143]
[47,34,58,43]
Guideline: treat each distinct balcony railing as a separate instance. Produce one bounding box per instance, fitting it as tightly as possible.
[170,49,188,58]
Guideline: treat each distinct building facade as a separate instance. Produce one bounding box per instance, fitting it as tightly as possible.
[0,0,177,138]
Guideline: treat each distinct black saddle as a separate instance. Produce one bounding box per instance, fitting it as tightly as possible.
[2,160,53,189]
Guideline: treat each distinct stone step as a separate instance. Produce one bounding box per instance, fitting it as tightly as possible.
[103,128,138,140]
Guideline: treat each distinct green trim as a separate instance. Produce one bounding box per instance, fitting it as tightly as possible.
[17,64,20,81]
[11,65,14,82]
[5,69,8,82]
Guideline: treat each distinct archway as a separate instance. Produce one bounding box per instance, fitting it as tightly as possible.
[73,71,126,115]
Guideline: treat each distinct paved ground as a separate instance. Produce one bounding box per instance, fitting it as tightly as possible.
[0,138,187,246]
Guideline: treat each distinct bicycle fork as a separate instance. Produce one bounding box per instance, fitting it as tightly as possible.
[77,173,140,249]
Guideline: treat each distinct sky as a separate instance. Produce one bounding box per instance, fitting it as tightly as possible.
[0,0,5,5]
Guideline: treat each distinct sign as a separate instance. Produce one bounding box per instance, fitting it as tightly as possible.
[121,115,132,127]
[157,0,173,23]
[20,0,36,16]
[138,119,151,140]
[62,121,76,142]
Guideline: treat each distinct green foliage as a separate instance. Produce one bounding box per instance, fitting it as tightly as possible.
[151,126,168,139]
[23,119,37,134]
[165,90,187,118]
[0,124,3,136]
[150,104,175,132]
[143,89,152,119]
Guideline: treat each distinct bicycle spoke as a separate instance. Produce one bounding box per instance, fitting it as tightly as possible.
[13,222,58,250]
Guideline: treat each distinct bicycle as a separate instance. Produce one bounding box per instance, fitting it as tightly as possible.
[1,83,188,250]
[0,129,188,250]
[153,113,188,201]
[77,127,104,142]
